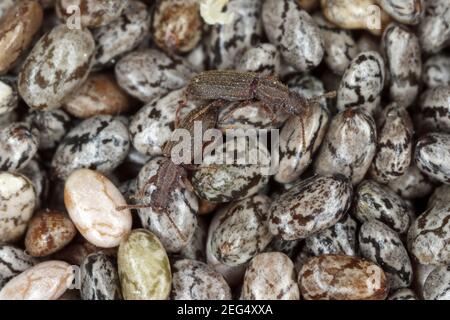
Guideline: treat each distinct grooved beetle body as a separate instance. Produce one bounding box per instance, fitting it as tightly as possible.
[186,70,336,116]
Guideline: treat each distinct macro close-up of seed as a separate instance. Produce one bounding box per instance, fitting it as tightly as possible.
[0,0,450,305]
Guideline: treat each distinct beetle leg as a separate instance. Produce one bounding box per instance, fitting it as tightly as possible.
[116,203,151,211]
[220,100,253,122]
[132,175,157,200]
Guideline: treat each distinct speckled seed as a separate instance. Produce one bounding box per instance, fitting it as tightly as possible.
[415,133,450,184]
[210,195,272,267]
[382,23,422,106]
[376,0,424,24]
[205,0,262,70]
[303,214,358,258]
[0,77,18,115]
[314,107,377,185]
[115,49,196,103]
[152,0,201,54]
[18,25,95,110]
[370,103,413,184]
[388,288,418,300]
[129,88,197,156]
[428,185,450,211]
[263,0,323,72]
[192,137,270,203]
[80,252,122,300]
[24,209,76,257]
[415,86,450,134]
[337,51,385,113]
[321,0,391,35]
[24,109,71,150]
[206,207,248,288]
[354,180,412,234]
[64,169,132,248]
[359,220,412,290]
[0,260,73,300]
[51,115,130,180]
[269,174,353,241]
[388,165,434,200]
[64,73,132,119]
[422,54,450,88]
[218,100,288,131]
[313,13,358,75]
[177,217,208,262]
[275,102,329,184]
[0,122,38,171]
[0,172,36,243]
[135,157,198,253]
[118,229,171,300]
[242,252,299,300]
[0,1,43,75]
[418,0,450,54]
[298,254,389,300]
[0,245,36,289]
[56,0,127,28]
[171,259,231,300]
[237,43,281,76]
[408,204,450,265]
[93,0,150,69]
[423,266,450,300]
[20,160,48,209]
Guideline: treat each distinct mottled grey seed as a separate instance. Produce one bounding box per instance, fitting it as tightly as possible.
[269,174,353,241]
[377,0,424,25]
[24,109,71,150]
[80,252,122,300]
[242,252,299,300]
[192,137,270,203]
[370,103,413,184]
[205,0,263,70]
[303,214,358,258]
[382,23,422,107]
[171,259,231,300]
[408,204,450,266]
[18,25,95,111]
[337,51,385,113]
[51,115,130,180]
[0,77,18,116]
[359,220,413,290]
[354,180,412,234]
[423,265,450,300]
[237,43,281,76]
[0,123,38,172]
[388,165,434,200]
[210,194,272,267]
[313,13,358,75]
[115,49,196,103]
[93,0,150,69]
[129,88,198,156]
[422,54,450,88]
[314,107,377,185]
[388,288,418,300]
[415,86,450,134]
[415,132,450,184]
[263,0,323,72]
[0,245,36,289]
[418,0,450,54]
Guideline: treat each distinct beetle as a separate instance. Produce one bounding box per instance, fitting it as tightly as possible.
[185,70,336,117]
